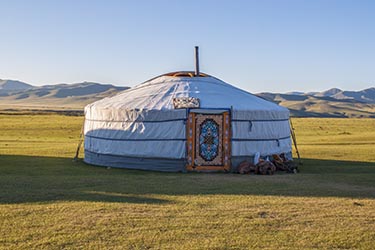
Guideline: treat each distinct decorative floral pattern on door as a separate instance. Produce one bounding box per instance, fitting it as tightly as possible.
[199,119,219,161]
[195,115,223,166]
[186,111,231,171]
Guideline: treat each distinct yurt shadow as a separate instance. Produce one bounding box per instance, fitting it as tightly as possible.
[1,155,375,205]
[0,154,171,205]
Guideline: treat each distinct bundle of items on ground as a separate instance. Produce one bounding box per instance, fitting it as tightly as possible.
[237,153,298,175]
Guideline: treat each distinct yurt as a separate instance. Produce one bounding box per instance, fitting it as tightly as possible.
[83,49,292,172]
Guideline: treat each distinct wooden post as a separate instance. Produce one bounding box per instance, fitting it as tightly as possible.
[73,118,85,162]
[195,46,199,76]
[290,118,302,165]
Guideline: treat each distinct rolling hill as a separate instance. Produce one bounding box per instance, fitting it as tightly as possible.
[0,79,33,93]
[257,87,375,118]
[307,87,375,104]
[0,80,129,110]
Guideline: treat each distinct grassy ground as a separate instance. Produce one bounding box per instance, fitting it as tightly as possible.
[0,115,374,249]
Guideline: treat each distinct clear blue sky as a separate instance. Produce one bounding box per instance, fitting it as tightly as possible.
[1,0,374,92]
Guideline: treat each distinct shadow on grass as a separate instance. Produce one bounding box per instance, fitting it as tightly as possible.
[1,154,375,204]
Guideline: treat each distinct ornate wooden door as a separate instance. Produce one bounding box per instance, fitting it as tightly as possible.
[186,111,231,171]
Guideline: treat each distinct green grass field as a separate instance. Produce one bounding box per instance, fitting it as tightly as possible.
[0,115,374,249]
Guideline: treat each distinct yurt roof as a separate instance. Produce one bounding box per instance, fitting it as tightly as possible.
[87,71,288,112]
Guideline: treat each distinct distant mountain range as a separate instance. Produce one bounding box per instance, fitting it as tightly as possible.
[285,87,375,104]
[257,87,375,118]
[0,79,129,110]
[0,79,374,117]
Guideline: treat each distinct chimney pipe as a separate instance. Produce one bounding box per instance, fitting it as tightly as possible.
[195,46,199,76]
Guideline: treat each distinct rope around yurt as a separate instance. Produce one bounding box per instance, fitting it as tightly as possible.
[73,118,85,162]
[289,118,302,165]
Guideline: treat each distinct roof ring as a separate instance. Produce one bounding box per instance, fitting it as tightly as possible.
[164,71,208,77]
